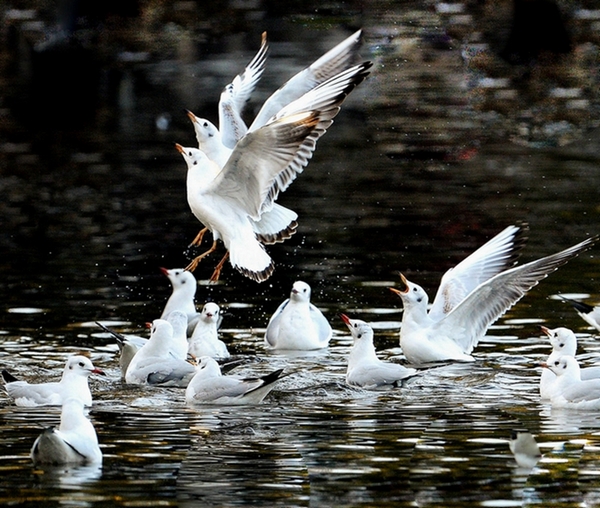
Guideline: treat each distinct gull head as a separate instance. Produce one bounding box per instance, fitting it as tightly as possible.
[540,325,577,355]
[389,273,428,307]
[340,314,373,343]
[542,355,580,378]
[290,281,311,303]
[160,267,197,292]
[201,302,220,323]
[186,111,220,143]
[195,356,222,376]
[150,319,174,340]
[65,355,104,377]
[174,143,210,169]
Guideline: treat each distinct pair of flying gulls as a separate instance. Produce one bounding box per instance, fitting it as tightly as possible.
[175,29,371,283]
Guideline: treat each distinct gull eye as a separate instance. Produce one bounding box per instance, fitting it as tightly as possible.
[357,333,362,339]
[188,151,192,156]
[554,360,559,366]
[203,122,208,127]
[78,361,85,367]
[559,343,564,348]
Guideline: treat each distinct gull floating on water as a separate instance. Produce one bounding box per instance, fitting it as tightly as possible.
[265,281,332,350]
[125,319,195,387]
[188,302,230,360]
[340,314,417,389]
[542,355,600,409]
[561,296,600,332]
[539,326,600,399]
[30,397,102,465]
[185,356,284,405]
[188,29,363,167]
[177,61,371,282]
[159,267,200,335]
[2,355,104,407]
[97,310,190,377]
[389,224,598,364]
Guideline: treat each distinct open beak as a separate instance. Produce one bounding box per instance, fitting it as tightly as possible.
[174,143,185,154]
[186,110,197,124]
[540,326,551,337]
[339,313,351,326]
[389,273,409,296]
[159,267,169,276]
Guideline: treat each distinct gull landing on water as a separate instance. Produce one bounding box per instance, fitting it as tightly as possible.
[177,61,372,283]
[389,224,598,365]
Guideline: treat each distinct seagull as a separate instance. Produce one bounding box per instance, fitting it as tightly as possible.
[30,397,102,465]
[389,224,598,364]
[188,29,363,166]
[542,355,600,409]
[561,296,600,332]
[539,326,600,399]
[185,356,283,405]
[2,355,104,407]
[509,431,541,469]
[159,267,200,335]
[125,319,195,387]
[177,61,372,282]
[340,314,417,389]
[265,281,332,350]
[96,310,189,377]
[188,302,230,360]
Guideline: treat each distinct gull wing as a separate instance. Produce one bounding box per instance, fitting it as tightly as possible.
[428,224,528,322]
[219,32,269,149]
[264,298,290,347]
[309,303,333,344]
[433,235,598,354]
[249,29,363,131]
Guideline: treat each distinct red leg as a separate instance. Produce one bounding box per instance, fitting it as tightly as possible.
[209,252,230,283]
[185,240,218,272]
[188,227,208,248]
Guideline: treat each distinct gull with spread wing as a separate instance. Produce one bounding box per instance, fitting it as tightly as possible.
[390,224,598,364]
[177,61,371,282]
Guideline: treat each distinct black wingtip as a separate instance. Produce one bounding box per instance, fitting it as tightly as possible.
[1,369,19,383]
[261,368,285,385]
[561,296,595,314]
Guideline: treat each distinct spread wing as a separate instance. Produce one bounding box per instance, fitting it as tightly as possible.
[219,32,269,149]
[428,224,528,322]
[209,62,371,220]
[432,235,598,354]
[249,29,363,131]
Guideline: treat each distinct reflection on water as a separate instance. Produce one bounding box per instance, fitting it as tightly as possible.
[2,0,600,506]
